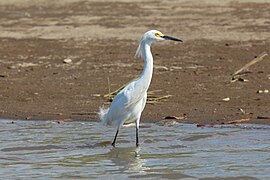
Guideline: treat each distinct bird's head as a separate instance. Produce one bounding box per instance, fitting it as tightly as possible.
[141,30,182,43]
[135,30,182,59]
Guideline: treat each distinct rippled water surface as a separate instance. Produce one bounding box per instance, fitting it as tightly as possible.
[0,119,269,179]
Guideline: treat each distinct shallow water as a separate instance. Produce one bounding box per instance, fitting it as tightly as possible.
[0,119,269,179]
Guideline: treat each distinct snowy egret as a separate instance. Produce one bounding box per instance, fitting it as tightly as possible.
[99,30,182,147]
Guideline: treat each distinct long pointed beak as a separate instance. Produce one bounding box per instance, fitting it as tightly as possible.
[162,35,183,42]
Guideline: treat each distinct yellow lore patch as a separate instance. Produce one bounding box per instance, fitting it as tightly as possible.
[155,33,164,37]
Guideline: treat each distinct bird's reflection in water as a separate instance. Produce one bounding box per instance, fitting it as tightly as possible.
[105,146,149,173]
[75,141,147,173]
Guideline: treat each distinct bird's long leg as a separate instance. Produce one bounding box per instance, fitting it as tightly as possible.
[135,121,139,147]
[136,127,139,147]
[112,129,119,147]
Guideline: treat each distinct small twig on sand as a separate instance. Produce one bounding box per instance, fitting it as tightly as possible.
[71,112,97,115]
[104,81,130,98]
[107,77,111,99]
[147,95,172,103]
[232,52,268,81]
[222,118,251,124]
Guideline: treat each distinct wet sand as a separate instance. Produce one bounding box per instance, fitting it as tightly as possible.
[0,0,269,124]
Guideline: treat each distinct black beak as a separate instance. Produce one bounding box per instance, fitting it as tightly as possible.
[162,35,183,42]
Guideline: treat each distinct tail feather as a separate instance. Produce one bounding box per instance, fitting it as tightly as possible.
[98,106,109,125]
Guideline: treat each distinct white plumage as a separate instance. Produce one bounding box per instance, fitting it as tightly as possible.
[99,30,182,147]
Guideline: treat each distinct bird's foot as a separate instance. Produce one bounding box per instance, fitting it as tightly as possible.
[111,142,116,147]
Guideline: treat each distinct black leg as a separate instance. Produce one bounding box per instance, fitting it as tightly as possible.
[136,126,139,147]
[112,129,119,147]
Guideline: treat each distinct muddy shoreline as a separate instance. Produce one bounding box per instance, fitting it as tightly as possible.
[0,0,269,125]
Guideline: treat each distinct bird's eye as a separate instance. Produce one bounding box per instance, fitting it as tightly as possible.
[155,33,161,37]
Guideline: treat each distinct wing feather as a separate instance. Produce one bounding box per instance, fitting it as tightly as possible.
[104,80,146,126]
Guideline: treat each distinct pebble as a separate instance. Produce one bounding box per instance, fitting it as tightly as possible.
[63,58,72,64]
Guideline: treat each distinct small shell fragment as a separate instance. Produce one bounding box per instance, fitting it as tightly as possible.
[257,89,269,94]
[222,97,230,101]
[92,94,101,97]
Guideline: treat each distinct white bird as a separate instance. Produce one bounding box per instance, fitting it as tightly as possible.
[99,30,182,147]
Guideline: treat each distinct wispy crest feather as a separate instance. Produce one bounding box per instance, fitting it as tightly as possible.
[135,43,143,59]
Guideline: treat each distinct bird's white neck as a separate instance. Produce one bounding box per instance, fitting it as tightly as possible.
[137,41,153,92]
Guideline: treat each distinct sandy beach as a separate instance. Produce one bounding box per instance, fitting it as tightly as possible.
[0,0,269,124]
